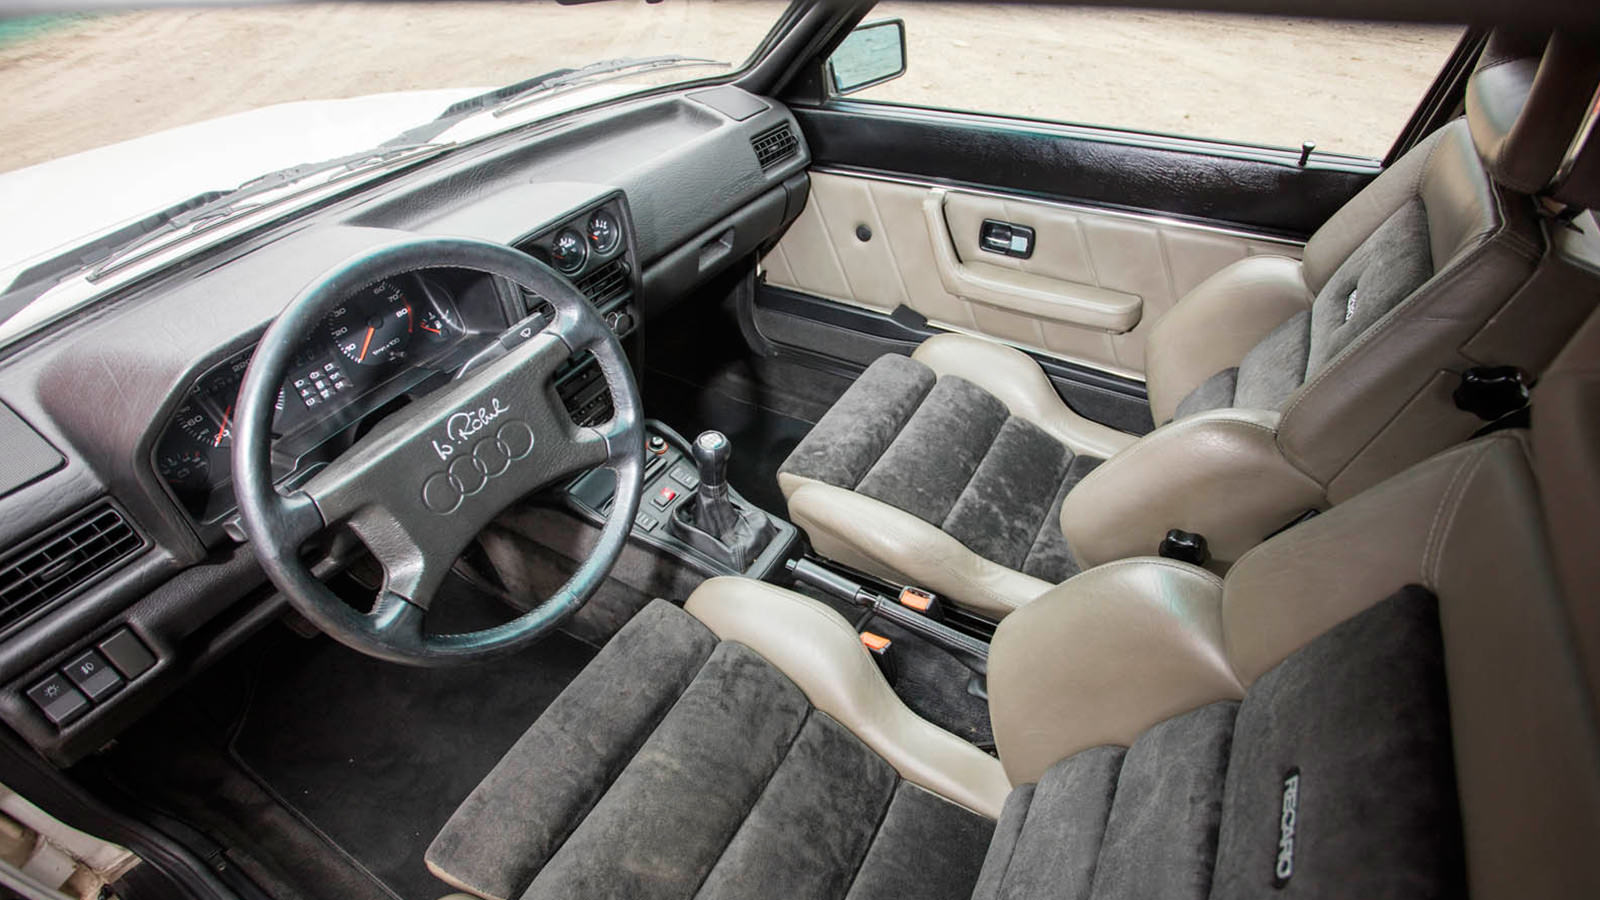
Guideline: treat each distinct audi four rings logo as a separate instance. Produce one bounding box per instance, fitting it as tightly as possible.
[421,399,535,514]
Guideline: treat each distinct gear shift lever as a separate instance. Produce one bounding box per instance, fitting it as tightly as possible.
[692,430,739,537]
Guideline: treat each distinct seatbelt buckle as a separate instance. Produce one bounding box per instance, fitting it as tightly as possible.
[897,585,942,620]
[860,631,897,683]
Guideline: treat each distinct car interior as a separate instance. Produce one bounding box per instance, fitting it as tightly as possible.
[0,2,1597,900]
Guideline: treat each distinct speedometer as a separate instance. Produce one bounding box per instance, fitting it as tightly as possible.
[327,279,414,366]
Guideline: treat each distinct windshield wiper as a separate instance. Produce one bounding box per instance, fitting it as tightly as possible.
[83,141,446,280]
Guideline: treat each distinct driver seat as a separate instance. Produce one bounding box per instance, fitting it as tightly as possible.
[425,308,1600,899]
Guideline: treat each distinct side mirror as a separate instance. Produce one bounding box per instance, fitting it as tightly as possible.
[827,18,906,96]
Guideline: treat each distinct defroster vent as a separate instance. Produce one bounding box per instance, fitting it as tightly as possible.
[751,124,799,170]
[0,504,142,632]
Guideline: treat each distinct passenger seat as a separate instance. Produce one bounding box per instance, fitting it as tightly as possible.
[777,30,1600,619]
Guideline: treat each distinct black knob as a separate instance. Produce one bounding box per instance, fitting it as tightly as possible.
[692,431,730,490]
[1158,529,1209,566]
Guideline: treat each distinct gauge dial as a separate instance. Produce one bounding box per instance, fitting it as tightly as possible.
[171,398,232,449]
[157,449,211,491]
[587,211,620,255]
[415,305,454,341]
[551,229,588,274]
[328,279,414,366]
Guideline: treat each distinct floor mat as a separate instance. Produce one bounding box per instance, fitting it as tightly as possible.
[644,369,813,517]
[228,592,594,900]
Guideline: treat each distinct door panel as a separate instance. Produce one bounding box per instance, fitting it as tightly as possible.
[763,170,1301,376]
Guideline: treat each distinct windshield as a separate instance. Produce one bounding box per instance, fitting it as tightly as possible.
[0,0,793,329]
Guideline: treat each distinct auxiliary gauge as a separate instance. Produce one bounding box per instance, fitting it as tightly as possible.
[587,211,621,255]
[550,228,588,274]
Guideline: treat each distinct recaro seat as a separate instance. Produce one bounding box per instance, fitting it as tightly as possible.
[425,300,1600,900]
[776,31,1600,619]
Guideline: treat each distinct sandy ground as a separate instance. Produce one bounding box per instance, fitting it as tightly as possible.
[0,2,1459,174]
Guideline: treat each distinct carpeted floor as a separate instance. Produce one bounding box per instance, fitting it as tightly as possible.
[223,589,595,900]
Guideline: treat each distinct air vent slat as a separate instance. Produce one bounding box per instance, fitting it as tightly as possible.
[574,259,631,308]
[0,505,142,632]
[751,124,798,170]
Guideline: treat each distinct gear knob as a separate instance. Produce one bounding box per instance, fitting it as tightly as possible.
[692,430,731,491]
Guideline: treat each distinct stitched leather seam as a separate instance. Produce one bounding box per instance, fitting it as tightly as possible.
[1281,151,1523,446]
[714,585,1005,815]
[809,184,860,301]
[1423,440,1500,587]
[796,484,1046,612]
[1074,555,1226,588]
[863,181,915,307]
[1278,240,1517,475]
[1082,414,1279,486]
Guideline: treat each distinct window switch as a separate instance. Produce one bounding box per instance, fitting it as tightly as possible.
[670,467,700,490]
[97,629,156,680]
[27,674,89,726]
[63,650,123,702]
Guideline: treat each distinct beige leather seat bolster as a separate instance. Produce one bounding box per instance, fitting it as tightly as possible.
[786,477,1052,618]
[1144,254,1313,424]
[1059,409,1326,570]
[988,559,1241,786]
[1221,434,1524,684]
[685,577,1012,819]
[911,333,1137,459]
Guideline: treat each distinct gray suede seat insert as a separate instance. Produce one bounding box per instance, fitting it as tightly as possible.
[432,587,1462,900]
[427,599,993,900]
[975,585,1462,900]
[1172,197,1436,422]
[780,354,1103,584]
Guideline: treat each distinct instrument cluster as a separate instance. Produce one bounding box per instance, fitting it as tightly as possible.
[153,270,506,525]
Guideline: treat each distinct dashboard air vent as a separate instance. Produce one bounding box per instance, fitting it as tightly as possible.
[555,352,614,428]
[751,124,798,170]
[0,504,142,632]
[575,258,631,309]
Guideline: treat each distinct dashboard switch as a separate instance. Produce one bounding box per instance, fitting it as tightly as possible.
[98,628,156,680]
[27,674,89,726]
[64,649,124,702]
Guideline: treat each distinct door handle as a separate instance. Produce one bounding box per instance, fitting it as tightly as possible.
[979,219,1035,259]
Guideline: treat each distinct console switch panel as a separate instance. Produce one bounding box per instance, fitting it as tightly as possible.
[98,628,157,680]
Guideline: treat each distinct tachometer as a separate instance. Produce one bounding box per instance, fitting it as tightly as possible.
[327,279,414,366]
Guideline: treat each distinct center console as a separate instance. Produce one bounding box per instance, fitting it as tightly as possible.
[561,422,799,581]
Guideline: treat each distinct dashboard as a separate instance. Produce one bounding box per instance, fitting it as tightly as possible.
[0,85,810,764]
[153,196,641,530]
[153,271,501,523]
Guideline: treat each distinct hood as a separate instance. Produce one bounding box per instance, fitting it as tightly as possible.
[0,88,482,276]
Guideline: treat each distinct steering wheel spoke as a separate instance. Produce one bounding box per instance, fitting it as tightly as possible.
[233,237,644,666]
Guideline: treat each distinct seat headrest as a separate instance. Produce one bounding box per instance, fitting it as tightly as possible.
[1466,30,1600,196]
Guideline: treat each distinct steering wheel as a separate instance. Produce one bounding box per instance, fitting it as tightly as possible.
[232,236,643,666]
